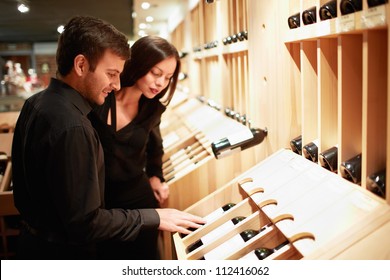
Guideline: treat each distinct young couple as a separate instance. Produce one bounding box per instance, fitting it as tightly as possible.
[12,15,204,260]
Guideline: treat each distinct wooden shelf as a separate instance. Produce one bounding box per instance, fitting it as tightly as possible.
[285,4,388,43]
[173,149,390,260]
[282,2,388,202]
[160,97,260,259]
[161,97,258,211]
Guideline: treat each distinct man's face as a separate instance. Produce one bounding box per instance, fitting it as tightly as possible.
[82,50,126,105]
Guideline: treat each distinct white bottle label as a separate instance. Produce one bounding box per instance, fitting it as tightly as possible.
[201,220,236,244]
[203,207,225,223]
[226,128,253,145]
[203,234,244,260]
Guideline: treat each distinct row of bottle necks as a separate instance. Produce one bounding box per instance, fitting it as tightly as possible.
[288,0,388,29]
[179,203,290,260]
[192,30,248,53]
[290,135,386,199]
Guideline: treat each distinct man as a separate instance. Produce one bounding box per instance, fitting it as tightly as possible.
[11,15,204,259]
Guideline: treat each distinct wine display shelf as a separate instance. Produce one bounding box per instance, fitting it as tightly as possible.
[160,96,259,211]
[169,1,390,205]
[160,96,265,259]
[173,149,390,260]
[171,0,252,125]
[285,0,388,43]
[284,1,389,202]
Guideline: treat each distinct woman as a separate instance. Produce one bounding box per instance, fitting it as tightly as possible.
[89,35,181,259]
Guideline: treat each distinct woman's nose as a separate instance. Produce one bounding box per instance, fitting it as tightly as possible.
[155,76,165,87]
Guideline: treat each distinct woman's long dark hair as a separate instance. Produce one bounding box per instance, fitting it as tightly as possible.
[120,35,181,106]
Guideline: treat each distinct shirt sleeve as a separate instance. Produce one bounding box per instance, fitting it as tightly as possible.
[46,125,160,243]
[145,120,165,182]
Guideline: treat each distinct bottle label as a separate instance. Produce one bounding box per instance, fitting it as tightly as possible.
[201,220,236,244]
[203,207,225,223]
[226,128,253,145]
[362,5,387,28]
[337,14,355,32]
[203,234,244,260]
[216,146,242,159]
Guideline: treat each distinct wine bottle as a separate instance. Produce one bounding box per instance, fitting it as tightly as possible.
[367,0,388,8]
[204,202,236,222]
[186,216,246,253]
[239,114,247,126]
[224,107,232,116]
[242,30,248,40]
[290,135,302,155]
[319,0,337,21]
[302,6,317,25]
[366,169,386,199]
[254,240,290,260]
[288,12,301,29]
[319,145,338,173]
[226,36,233,44]
[178,51,188,59]
[178,72,188,81]
[180,202,237,238]
[340,153,362,184]
[196,95,207,103]
[303,139,319,162]
[340,0,362,15]
[202,228,261,259]
[211,127,268,159]
[237,31,246,41]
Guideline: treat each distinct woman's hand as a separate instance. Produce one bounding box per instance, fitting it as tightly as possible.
[149,176,169,204]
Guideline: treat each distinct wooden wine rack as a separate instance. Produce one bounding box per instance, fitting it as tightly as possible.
[173,149,390,260]
[160,96,266,259]
[0,128,19,259]
[160,96,260,211]
[169,0,390,205]
[284,0,389,196]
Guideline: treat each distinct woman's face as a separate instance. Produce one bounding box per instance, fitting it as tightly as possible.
[136,56,177,99]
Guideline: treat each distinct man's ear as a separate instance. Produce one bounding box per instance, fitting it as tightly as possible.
[74,54,88,76]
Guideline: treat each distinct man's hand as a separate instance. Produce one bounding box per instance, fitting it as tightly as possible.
[156,208,206,235]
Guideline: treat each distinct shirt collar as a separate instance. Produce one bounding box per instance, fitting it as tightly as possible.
[48,78,93,116]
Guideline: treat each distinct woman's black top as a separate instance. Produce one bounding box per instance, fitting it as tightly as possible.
[89,92,166,210]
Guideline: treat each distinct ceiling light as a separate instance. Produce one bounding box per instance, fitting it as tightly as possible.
[141,2,151,10]
[139,23,147,29]
[17,3,29,13]
[145,16,154,22]
[57,25,65,34]
[138,30,147,37]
